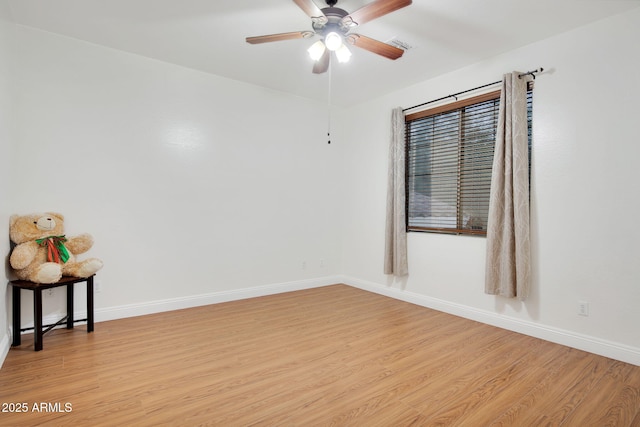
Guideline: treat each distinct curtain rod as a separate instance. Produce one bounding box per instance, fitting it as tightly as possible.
[402,68,544,112]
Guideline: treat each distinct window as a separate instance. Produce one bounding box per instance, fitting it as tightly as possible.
[405,87,532,235]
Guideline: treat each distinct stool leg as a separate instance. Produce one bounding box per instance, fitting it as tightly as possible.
[67,283,74,329]
[34,289,43,351]
[12,286,21,346]
[87,276,94,333]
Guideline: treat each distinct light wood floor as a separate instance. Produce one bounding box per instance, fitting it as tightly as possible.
[1,284,639,426]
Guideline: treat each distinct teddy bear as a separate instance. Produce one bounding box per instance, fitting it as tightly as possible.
[9,212,103,284]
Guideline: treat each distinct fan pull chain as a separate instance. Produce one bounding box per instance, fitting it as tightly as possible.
[327,57,332,144]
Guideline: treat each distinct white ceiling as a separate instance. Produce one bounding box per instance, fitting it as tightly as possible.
[7,0,640,106]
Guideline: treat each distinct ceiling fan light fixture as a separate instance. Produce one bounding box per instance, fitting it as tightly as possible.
[307,40,326,61]
[335,44,352,63]
[246,0,413,74]
[324,31,343,51]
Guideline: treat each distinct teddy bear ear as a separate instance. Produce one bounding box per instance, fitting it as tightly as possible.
[47,212,65,221]
[9,214,19,227]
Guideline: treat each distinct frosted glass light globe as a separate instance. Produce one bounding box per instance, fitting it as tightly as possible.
[324,32,342,51]
[307,40,326,61]
[336,44,352,63]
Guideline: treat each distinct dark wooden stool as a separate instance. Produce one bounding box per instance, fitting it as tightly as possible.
[10,275,95,351]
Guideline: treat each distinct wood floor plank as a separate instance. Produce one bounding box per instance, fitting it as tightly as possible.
[421,342,561,425]
[485,347,591,426]
[559,360,640,426]
[1,284,639,426]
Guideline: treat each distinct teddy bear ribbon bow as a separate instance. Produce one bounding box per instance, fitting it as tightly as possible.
[35,235,70,264]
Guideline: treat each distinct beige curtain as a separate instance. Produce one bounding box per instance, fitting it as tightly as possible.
[485,72,531,300]
[384,107,408,276]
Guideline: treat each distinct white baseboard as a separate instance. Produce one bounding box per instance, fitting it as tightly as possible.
[0,331,10,369]
[3,274,638,368]
[0,276,339,368]
[93,275,341,323]
[340,275,640,366]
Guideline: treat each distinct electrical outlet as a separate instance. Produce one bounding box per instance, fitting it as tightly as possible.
[320,259,326,269]
[95,281,102,293]
[302,261,307,270]
[47,288,54,297]
[578,300,589,316]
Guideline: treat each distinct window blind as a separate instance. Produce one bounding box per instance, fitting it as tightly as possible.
[405,88,532,235]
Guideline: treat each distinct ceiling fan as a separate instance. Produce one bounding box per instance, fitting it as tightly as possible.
[246,0,412,74]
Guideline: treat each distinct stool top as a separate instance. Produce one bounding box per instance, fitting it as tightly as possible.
[9,275,95,290]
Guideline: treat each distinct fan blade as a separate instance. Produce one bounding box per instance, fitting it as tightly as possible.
[312,49,330,74]
[347,34,404,60]
[293,0,327,24]
[246,31,313,44]
[342,0,412,27]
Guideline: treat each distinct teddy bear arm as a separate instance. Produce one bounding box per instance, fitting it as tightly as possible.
[10,242,38,270]
[65,233,94,254]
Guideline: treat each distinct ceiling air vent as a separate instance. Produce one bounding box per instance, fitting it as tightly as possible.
[387,37,413,51]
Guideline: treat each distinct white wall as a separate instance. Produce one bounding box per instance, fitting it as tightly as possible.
[9,25,345,325]
[0,0,15,364]
[340,7,640,364]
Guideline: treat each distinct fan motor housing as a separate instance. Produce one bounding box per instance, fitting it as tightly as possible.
[313,7,349,33]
